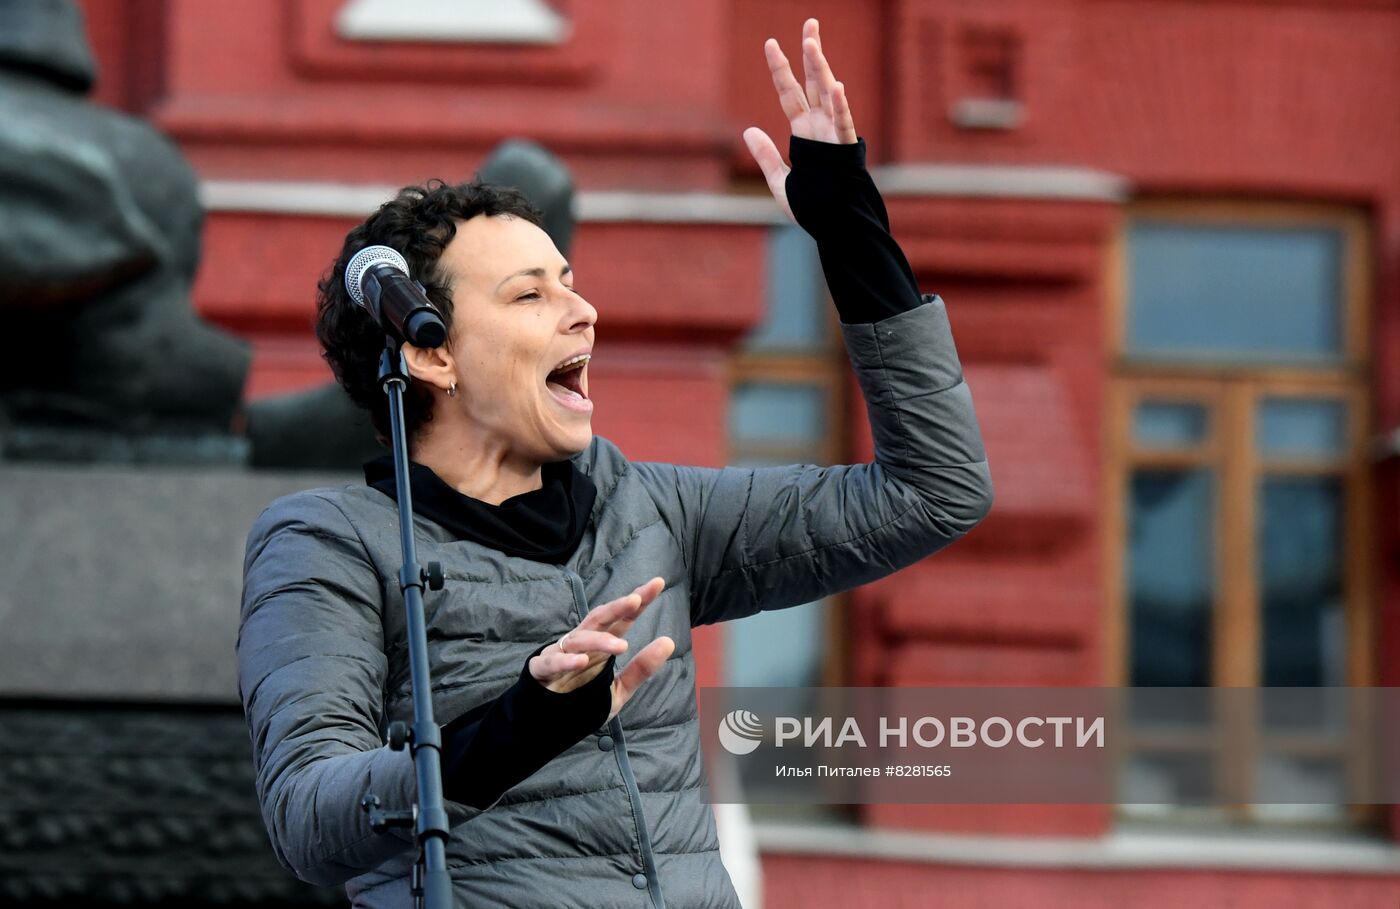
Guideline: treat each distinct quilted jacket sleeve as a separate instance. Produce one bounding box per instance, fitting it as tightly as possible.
[237,491,481,886]
[637,296,993,627]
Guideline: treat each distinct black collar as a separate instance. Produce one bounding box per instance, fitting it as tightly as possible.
[363,456,596,565]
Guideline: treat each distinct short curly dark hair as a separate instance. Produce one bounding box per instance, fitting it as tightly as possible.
[316,180,544,443]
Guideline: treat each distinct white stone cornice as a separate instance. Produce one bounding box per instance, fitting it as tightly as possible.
[200,180,786,225]
[576,191,783,225]
[200,180,401,218]
[200,165,1130,227]
[871,163,1131,202]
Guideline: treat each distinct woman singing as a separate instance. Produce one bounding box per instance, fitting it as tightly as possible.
[238,18,992,908]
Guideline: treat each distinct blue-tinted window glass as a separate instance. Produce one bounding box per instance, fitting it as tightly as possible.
[725,596,830,688]
[1254,754,1347,807]
[1127,221,1343,362]
[745,224,827,351]
[1123,752,1216,805]
[1129,469,1216,686]
[1133,401,1208,449]
[731,383,825,445]
[1257,398,1347,459]
[1259,476,1345,686]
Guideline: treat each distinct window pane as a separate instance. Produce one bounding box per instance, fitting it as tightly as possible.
[725,599,830,688]
[1127,221,1343,362]
[1126,687,1216,730]
[731,383,825,445]
[1133,401,1208,449]
[1259,476,1345,686]
[745,224,827,351]
[1129,470,1215,686]
[1260,687,1348,735]
[1122,751,1215,805]
[1255,753,1347,808]
[1258,398,1347,459]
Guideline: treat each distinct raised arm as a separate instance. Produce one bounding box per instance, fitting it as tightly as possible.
[638,19,993,626]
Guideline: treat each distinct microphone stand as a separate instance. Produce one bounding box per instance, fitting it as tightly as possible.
[359,338,453,909]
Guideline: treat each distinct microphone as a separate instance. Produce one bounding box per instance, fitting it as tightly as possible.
[344,245,448,348]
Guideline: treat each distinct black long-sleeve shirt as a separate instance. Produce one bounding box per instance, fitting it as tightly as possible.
[787,135,922,323]
[372,134,925,810]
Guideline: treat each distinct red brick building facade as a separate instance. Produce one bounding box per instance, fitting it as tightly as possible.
[77,0,1400,905]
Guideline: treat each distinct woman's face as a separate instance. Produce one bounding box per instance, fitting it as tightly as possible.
[436,213,597,465]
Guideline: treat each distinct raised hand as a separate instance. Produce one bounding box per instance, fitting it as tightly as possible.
[528,577,675,721]
[743,17,858,221]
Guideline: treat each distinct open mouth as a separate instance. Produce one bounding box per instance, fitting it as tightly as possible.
[546,353,592,412]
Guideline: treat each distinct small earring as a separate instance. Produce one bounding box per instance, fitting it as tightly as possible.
[447,382,457,398]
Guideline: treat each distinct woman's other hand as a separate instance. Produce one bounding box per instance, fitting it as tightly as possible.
[743,17,858,222]
[529,577,675,721]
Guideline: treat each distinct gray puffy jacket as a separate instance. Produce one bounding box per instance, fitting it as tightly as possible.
[237,297,992,908]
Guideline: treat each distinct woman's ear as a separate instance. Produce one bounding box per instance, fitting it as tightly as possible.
[402,339,457,395]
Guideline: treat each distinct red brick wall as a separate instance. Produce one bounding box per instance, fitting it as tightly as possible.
[761,854,1400,909]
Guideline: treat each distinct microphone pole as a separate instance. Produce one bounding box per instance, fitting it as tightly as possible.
[358,339,453,909]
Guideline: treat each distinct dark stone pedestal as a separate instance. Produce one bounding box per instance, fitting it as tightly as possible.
[0,461,354,701]
[0,460,358,906]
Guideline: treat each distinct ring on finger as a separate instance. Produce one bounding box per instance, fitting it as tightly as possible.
[557,633,571,653]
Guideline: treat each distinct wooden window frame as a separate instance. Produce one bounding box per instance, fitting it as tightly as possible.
[1103,199,1376,825]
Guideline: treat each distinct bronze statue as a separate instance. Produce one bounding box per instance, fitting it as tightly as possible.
[0,0,574,469]
[0,0,248,439]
